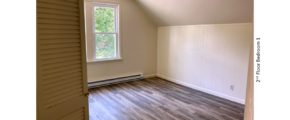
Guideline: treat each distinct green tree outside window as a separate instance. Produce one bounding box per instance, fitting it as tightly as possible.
[94,7,117,59]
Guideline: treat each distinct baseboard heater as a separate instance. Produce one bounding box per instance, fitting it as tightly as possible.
[88,74,144,89]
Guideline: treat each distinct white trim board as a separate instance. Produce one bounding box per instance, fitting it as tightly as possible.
[144,74,156,79]
[156,74,245,104]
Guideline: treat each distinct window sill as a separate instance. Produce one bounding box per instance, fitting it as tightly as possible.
[87,57,122,63]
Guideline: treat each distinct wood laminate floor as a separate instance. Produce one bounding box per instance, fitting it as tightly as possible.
[89,78,244,120]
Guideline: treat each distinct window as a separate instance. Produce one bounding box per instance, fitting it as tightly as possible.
[85,2,120,62]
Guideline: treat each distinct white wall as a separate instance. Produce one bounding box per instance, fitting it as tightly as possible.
[86,0,157,82]
[157,23,253,104]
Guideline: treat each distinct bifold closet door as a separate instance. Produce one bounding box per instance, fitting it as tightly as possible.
[37,0,88,120]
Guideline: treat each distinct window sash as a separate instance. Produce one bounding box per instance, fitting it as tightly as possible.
[94,5,118,33]
[93,33,119,60]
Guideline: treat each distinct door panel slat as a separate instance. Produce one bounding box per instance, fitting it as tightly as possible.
[40,47,81,55]
[43,56,81,65]
[39,29,80,34]
[61,108,84,120]
[45,94,82,109]
[38,24,80,30]
[38,8,79,17]
[39,38,80,42]
[41,64,81,75]
[43,85,82,102]
[40,51,81,59]
[42,71,81,84]
[44,90,82,108]
[43,81,82,95]
[39,35,80,40]
[43,76,82,89]
[42,60,81,70]
[38,2,78,12]
[42,70,81,81]
[38,13,79,20]
[38,0,79,8]
[38,20,79,26]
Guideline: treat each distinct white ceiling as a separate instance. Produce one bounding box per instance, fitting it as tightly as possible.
[136,0,253,26]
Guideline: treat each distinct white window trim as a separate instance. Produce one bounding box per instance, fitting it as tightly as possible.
[85,2,121,63]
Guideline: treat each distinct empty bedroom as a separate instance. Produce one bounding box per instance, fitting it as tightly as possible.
[36,0,253,120]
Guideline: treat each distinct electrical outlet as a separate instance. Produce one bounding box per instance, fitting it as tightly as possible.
[230,85,234,91]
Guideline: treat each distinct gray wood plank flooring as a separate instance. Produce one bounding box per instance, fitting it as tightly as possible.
[89,77,244,120]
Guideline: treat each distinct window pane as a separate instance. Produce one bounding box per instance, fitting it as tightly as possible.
[95,34,117,59]
[94,7,115,32]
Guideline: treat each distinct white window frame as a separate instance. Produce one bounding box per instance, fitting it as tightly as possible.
[85,2,121,63]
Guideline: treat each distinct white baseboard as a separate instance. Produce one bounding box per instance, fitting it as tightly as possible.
[144,74,156,78]
[156,74,245,104]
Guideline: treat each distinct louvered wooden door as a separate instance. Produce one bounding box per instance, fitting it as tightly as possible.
[37,0,89,120]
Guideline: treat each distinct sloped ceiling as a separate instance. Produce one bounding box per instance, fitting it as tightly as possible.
[136,0,253,26]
